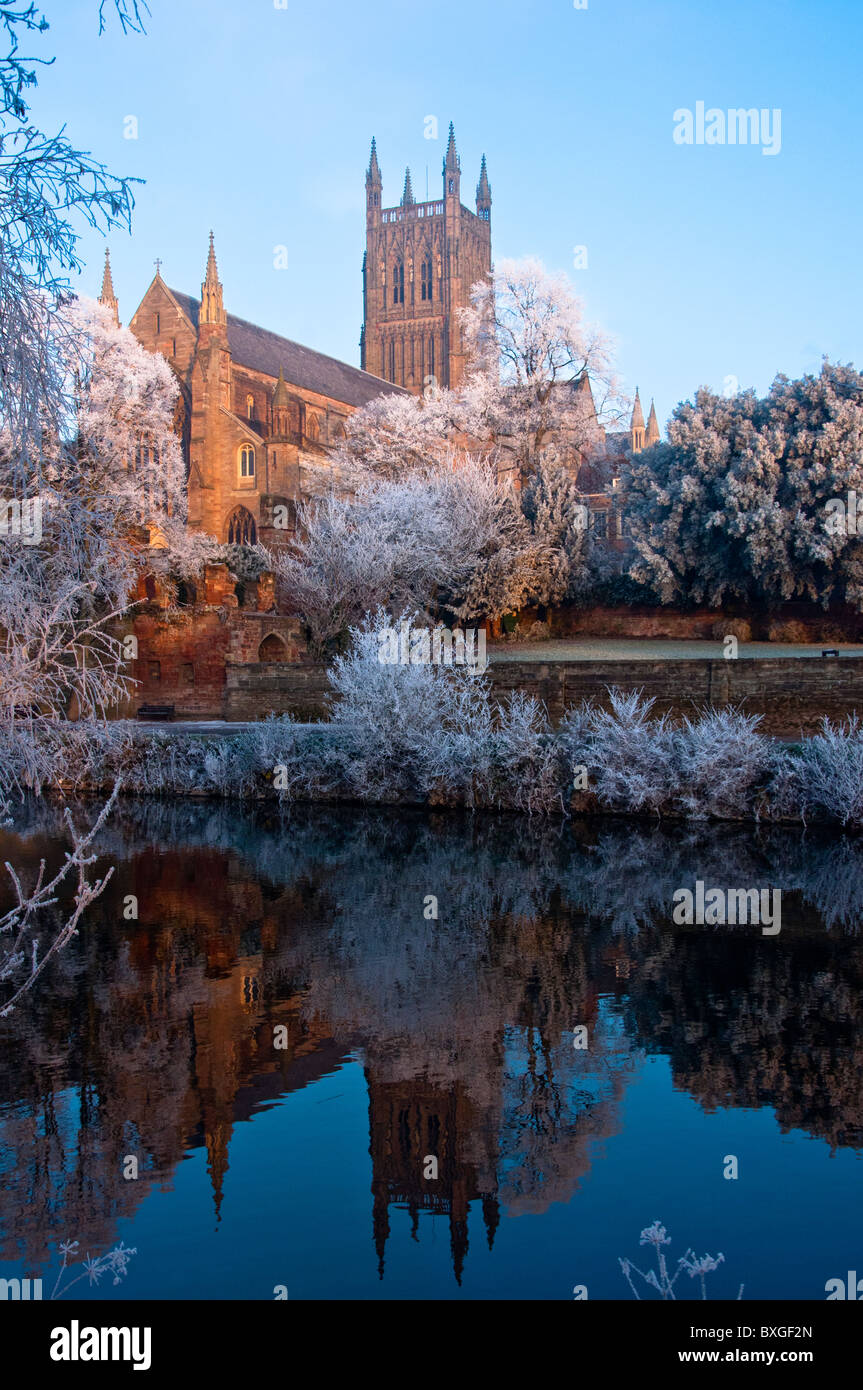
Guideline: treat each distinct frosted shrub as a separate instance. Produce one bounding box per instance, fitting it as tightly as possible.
[675,707,774,820]
[579,690,679,815]
[487,692,565,814]
[327,611,493,804]
[791,717,863,826]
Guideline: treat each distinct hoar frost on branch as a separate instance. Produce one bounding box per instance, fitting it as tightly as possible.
[275,453,593,652]
[1,299,203,767]
[0,1,158,1009]
[333,257,625,489]
[459,256,625,484]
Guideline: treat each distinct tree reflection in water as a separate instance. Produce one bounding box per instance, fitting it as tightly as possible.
[0,800,861,1291]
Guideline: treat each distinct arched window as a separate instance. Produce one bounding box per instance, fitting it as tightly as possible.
[177,580,197,607]
[421,256,433,301]
[239,443,255,478]
[258,633,288,663]
[392,259,404,305]
[389,340,396,381]
[246,394,255,420]
[226,506,257,546]
[306,413,319,442]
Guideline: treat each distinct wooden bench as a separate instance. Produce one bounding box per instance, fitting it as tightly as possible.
[136,704,176,721]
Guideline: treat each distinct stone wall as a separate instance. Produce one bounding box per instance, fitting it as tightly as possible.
[116,564,310,719]
[537,602,863,644]
[488,656,863,736]
[224,663,332,721]
[195,653,863,736]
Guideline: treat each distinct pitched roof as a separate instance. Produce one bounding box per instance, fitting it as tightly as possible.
[168,288,405,409]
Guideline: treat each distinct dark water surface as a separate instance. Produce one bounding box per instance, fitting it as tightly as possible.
[1,800,861,1300]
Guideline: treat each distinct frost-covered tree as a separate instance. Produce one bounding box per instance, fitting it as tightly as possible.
[459,257,624,484]
[623,363,863,609]
[521,455,593,603]
[0,0,153,1007]
[0,2,145,482]
[1,299,198,751]
[275,454,558,652]
[334,258,623,491]
[331,381,475,484]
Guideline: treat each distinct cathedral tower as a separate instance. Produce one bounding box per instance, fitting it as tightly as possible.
[360,124,492,393]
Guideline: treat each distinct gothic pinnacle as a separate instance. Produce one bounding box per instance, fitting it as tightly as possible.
[99,247,119,325]
[367,136,381,182]
[444,121,460,172]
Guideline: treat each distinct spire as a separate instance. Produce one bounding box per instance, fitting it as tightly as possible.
[630,387,646,453]
[443,121,460,173]
[99,247,119,325]
[272,365,290,409]
[401,166,415,206]
[200,230,227,328]
[366,136,381,186]
[476,153,491,210]
[646,398,660,446]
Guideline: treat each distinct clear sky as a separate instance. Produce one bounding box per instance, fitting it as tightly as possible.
[25,0,863,430]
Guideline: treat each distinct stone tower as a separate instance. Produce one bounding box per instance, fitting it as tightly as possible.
[360,124,492,393]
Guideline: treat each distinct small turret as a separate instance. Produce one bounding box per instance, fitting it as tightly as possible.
[401,167,415,206]
[99,247,119,325]
[366,136,382,219]
[630,388,646,453]
[443,121,460,200]
[200,231,227,328]
[646,398,660,447]
[271,366,291,439]
[476,154,491,220]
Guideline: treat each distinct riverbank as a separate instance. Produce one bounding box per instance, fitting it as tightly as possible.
[39,690,863,830]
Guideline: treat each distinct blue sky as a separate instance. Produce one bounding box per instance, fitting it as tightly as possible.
[26,0,863,429]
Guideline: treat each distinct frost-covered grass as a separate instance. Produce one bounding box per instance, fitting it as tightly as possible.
[11,616,863,826]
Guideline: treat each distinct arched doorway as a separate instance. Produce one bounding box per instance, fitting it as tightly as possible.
[258,633,288,663]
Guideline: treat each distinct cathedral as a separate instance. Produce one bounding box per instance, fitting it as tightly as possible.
[108,122,657,553]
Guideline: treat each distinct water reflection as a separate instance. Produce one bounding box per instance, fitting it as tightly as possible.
[0,800,861,1293]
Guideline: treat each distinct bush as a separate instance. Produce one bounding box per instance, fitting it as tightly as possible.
[790,717,863,826]
[26,625,863,831]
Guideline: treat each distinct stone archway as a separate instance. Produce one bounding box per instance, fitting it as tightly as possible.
[258,632,288,663]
